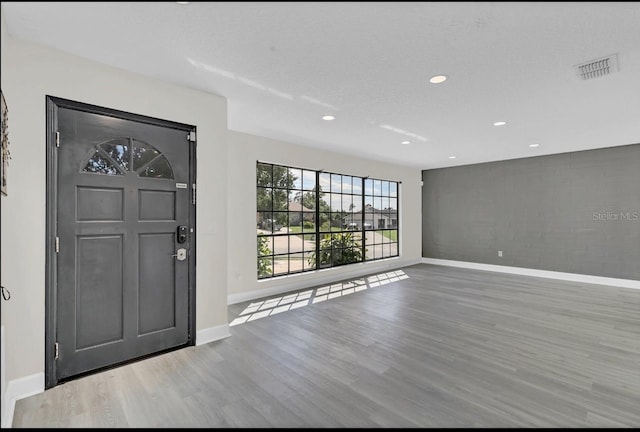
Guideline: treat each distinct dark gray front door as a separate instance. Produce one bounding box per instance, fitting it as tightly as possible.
[55,104,193,381]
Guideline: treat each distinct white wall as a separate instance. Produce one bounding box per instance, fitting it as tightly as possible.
[226,130,422,303]
[0,25,229,386]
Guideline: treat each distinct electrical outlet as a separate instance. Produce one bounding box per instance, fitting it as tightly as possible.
[498,250,503,257]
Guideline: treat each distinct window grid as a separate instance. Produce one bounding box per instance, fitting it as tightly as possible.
[257,162,399,279]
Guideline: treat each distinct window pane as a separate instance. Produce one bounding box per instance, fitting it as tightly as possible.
[302,170,316,191]
[374,196,382,212]
[352,195,362,212]
[82,150,122,175]
[138,156,173,179]
[268,237,285,258]
[319,192,331,212]
[288,212,303,232]
[342,195,352,212]
[388,197,397,211]
[381,181,390,197]
[257,163,272,187]
[319,172,331,194]
[288,168,302,190]
[304,252,316,271]
[101,140,130,171]
[257,256,273,279]
[352,177,363,194]
[331,174,341,193]
[273,189,288,211]
[289,234,304,254]
[273,255,289,275]
[132,140,161,171]
[272,212,287,231]
[381,197,390,211]
[302,212,316,232]
[390,242,398,257]
[342,176,352,194]
[257,211,272,230]
[389,182,397,197]
[257,236,273,256]
[319,213,331,231]
[365,178,374,195]
[301,191,315,211]
[289,253,304,273]
[256,187,272,211]
[272,165,291,189]
[330,213,343,230]
[330,193,341,213]
[373,179,382,195]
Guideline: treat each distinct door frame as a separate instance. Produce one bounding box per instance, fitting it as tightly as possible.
[45,96,197,389]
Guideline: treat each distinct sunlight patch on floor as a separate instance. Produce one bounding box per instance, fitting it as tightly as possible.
[229,270,408,326]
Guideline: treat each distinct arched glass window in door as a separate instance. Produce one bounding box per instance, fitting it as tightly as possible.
[82,138,174,179]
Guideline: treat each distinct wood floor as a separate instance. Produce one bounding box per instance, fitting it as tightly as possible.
[12,264,640,427]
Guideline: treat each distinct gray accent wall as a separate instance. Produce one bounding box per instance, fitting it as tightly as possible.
[422,144,640,280]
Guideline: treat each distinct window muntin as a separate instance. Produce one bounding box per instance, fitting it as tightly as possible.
[257,162,399,279]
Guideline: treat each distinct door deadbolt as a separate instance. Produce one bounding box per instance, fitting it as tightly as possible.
[177,225,188,243]
[173,248,187,261]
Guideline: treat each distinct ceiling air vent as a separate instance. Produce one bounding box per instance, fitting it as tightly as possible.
[575,54,618,80]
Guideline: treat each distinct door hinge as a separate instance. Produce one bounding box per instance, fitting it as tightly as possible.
[55,237,60,253]
[55,342,59,360]
[55,131,60,147]
[187,131,196,142]
[192,184,196,205]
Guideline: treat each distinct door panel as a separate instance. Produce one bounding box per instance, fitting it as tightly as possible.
[139,190,176,221]
[76,187,124,221]
[138,233,176,335]
[54,104,193,381]
[75,235,124,349]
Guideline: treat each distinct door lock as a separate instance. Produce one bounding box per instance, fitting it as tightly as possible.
[177,225,188,243]
[172,248,187,261]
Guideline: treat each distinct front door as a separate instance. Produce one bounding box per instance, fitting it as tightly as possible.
[50,98,195,383]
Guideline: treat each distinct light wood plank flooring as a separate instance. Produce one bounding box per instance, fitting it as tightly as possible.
[12,264,640,427]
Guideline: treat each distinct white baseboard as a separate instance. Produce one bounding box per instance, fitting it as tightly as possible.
[421,258,640,289]
[228,258,422,305]
[195,324,231,346]
[2,372,45,428]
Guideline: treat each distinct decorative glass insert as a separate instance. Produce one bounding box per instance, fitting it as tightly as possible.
[138,156,173,179]
[132,140,161,171]
[83,149,122,175]
[81,138,173,179]
[100,139,131,172]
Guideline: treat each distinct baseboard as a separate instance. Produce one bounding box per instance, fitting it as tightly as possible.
[195,324,231,347]
[421,258,640,289]
[2,372,45,428]
[228,257,422,305]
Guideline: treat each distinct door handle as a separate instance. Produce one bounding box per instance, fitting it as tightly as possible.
[172,248,187,261]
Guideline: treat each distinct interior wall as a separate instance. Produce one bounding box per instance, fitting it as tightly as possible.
[0,30,228,384]
[227,130,422,301]
[422,144,640,280]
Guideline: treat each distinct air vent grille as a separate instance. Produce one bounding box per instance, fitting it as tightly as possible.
[575,54,618,80]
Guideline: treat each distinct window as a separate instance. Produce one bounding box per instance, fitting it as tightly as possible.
[82,138,174,179]
[257,162,399,279]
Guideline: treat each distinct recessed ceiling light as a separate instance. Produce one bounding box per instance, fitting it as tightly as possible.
[493,121,507,126]
[401,141,411,145]
[448,156,457,159]
[429,75,448,84]
[529,143,540,147]
[176,2,190,4]
[322,115,335,121]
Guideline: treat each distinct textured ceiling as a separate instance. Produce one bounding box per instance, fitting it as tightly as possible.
[3,2,640,168]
